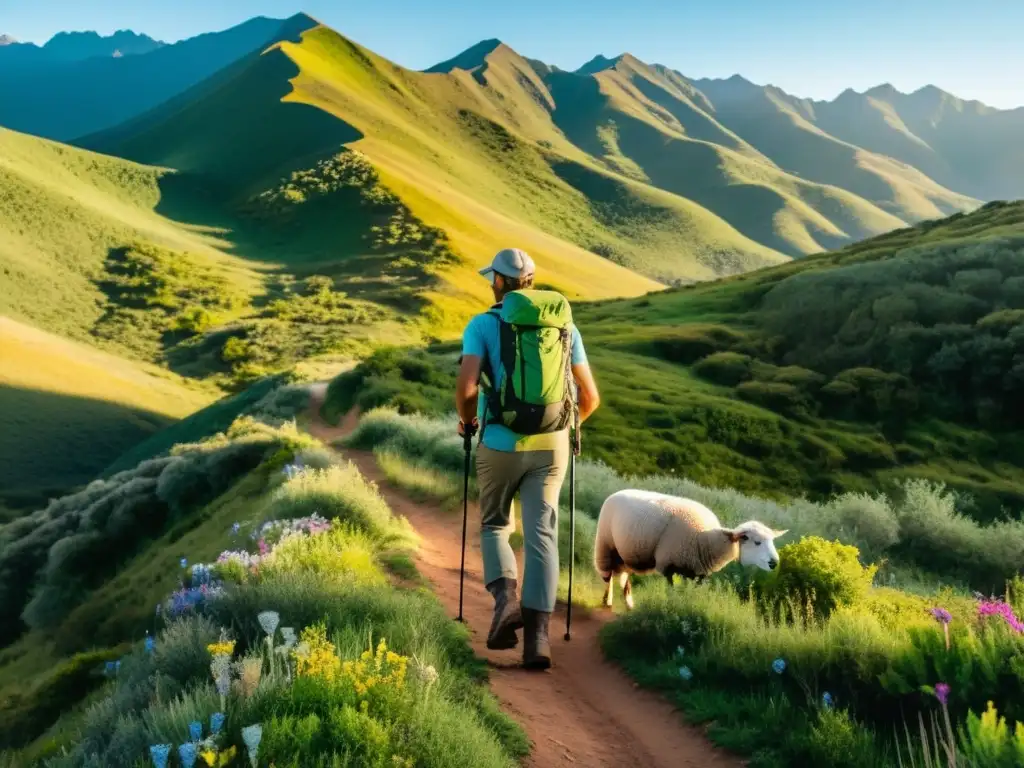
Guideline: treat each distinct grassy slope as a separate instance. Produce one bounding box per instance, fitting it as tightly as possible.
[576,201,1024,513]
[0,125,261,345]
[811,85,1024,202]
[0,315,216,514]
[690,78,979,224]
[322,202,1024,519]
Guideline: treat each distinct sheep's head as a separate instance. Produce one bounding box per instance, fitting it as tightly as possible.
[725,522,788,571]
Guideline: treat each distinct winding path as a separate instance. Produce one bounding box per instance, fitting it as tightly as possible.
[305,385,744,768]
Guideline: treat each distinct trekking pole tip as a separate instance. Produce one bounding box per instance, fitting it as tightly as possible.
[563,632,571,641]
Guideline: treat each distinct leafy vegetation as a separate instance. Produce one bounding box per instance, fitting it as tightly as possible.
[15,435,525,768]
[344,409,1024,766]
[323,202,1024,523]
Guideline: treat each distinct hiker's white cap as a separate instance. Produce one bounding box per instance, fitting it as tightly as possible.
[479,248,535,281]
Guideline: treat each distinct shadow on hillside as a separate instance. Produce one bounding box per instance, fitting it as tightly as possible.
[0,384,178,514]
[542,71,852,256]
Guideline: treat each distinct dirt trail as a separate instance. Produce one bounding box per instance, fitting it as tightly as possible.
[305,386,743,768]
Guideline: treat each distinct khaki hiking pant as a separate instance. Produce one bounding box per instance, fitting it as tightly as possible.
[476,441,569,613]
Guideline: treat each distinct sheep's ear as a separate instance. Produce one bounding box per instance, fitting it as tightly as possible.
[771,528,789,539]
[723,529,744,543]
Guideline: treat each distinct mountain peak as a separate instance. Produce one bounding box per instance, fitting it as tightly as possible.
[0,34,16,46]
[38,29,164,60]
[424,38,509,73]
[575,53,643,75]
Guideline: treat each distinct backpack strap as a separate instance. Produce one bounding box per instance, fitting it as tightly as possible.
[478,304,503,444]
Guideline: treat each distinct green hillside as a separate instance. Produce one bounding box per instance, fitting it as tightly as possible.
[0,317,216,515]
[322,201,1024,521]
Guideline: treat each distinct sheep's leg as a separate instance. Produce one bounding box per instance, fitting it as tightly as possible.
[601,572,614,608]
[620,572,634,610]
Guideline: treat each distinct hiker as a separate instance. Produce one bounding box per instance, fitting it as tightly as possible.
[455,247,600,669]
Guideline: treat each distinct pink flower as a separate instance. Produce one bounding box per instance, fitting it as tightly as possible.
[934,683,950,706]
[977,600,1024,633]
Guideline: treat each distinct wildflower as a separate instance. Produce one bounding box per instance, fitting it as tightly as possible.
[105,661,116,676]
[411,656,438,687]
[232,522,241,534]
[150,744,171,768]
[242,724,262,768]
[280,627,297,649]
[189,721,203,742]
[179,742,198,768]
[977,600,1024,633]
[207,639,236,658]
[822,692,834,710]
[210,712,225,735]
[935,682,950,706]
[930,606,953,649]
[930,607,952,625]
[236,657,262,698]
[180,557,188,569]
[258,610,280,637]
[678,666,693,681]
[772,658,786,674]
[675,645,685,658]
[145,635,155,654]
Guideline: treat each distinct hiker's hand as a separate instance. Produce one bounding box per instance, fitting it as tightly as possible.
[458,418,478,438]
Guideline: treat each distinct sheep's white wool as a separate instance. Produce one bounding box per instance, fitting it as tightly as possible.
[595,489,720,575]
[594,489,787,610]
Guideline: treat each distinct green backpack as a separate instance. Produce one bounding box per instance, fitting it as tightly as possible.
[481,289,577,437]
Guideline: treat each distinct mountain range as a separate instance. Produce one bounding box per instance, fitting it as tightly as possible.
[2,12,1024,508]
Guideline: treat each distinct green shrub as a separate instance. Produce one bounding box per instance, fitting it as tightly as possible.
[736,380,816,419]
[958,701,1024,767]
[650,324,745,365]
[0,644,130,749]
[753,537,878,623]
[692,351,754,386]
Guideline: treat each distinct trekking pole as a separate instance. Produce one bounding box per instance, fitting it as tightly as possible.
[457,422,475,623]
[564,405,581,641]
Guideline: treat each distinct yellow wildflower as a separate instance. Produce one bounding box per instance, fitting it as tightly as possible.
[206,640,236,657]
[293,622,340,681]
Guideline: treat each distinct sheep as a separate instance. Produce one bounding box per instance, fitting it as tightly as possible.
[593,488,788,610]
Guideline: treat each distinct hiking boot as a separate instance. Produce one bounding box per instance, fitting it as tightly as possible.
[522,607,552,670]
[486,577,523,650]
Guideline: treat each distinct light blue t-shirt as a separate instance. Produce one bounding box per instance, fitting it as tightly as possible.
[462,307,587,452]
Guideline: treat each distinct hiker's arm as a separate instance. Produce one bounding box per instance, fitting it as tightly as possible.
[456,354,482,431]
[572,363,600,423]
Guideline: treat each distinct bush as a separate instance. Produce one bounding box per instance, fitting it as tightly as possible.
[753,537,878,623]
[650,324,746,365]
[0,644,130,749]
[268,463,413,545]
[736,380,816,419]
[692,351,754,386]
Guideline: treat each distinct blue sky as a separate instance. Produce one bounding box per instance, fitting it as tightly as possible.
[3,0,1021,108]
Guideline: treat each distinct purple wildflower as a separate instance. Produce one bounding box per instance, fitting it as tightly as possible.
[978,600,1024,633]
[930,607,952,625]
[934,682,950,706]
[144,635,155,654]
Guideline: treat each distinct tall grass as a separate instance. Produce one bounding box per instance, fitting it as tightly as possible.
[346,408,1024,594]
[42,454,527,768]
